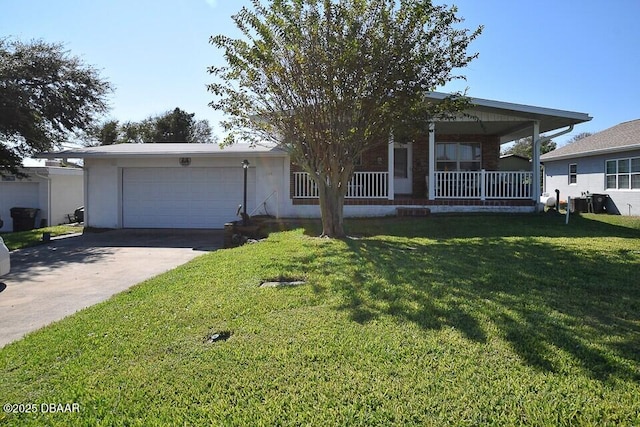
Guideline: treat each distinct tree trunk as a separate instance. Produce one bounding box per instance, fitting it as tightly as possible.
[317,176,347,238]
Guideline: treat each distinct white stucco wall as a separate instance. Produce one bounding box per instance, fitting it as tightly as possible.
[0,179,40,232]
[84,155,287,229]
[543,149,640,216]
[0,168,83,231]
[48,168,84,226]
[283,204,398,218]
[85,159,120,228]
[249,156,288,219]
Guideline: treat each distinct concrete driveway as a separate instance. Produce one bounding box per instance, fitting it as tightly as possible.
[0,229,223,348]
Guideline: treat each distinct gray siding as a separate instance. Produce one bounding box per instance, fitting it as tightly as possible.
[543,149,640,216]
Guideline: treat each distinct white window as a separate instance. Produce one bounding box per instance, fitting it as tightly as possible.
[606,157,640,190]
[568,163,577,184]
[436,142,481,171]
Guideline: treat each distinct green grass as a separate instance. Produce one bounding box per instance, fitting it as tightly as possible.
[0,225,82,251]
[1,225,82,251]
[1,213,639,426]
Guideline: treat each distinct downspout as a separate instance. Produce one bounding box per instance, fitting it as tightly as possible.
[538,124,575,146]
[34,170,52,228]
[533,124,574,211]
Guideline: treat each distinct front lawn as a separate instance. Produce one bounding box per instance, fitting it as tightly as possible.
[1,214,639,425]
[1,225,82,251]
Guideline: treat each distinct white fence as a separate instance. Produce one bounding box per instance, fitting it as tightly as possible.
[293,172,389,199]
[434,170,532,200]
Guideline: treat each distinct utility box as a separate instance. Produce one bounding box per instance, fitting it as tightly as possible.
[571,197,588,213]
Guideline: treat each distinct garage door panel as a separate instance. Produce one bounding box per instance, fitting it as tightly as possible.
[165,184,191,200]
[144,215,180,228]
[122,167,256,228]
[122,168,146,181]
[190,169,211,181]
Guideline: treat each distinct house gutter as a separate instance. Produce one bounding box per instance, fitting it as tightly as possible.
[541,143,640,162]
[539,124,575,145]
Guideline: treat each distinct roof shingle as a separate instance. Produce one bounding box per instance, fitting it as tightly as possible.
[541,119,640,161]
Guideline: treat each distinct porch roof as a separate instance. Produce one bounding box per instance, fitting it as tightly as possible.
[426,92,592,143]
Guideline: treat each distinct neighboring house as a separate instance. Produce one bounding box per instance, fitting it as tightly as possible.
[541,119,640,216]
[498,154,531,171]
[37,93,591,229]
[0,160,84,232]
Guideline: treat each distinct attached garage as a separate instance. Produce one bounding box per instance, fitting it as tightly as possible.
[122,167,256,228]
[37,144,288,230]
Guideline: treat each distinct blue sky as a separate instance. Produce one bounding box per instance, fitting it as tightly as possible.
[2,0,639,145]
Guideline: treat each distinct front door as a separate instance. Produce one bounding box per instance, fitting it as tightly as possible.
[393,142,413,194]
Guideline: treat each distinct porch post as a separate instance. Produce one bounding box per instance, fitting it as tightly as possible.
[388,131,394,200]
[532,121,541,211]
[428,122,435,200]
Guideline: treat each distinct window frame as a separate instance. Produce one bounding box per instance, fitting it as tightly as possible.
[568,163,578,185]
[605,156,640,190]
[436,142,482,171]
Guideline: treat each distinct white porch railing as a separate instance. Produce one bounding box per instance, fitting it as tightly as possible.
[484,171,532,199]
[293,172,319,198]
[434,170,532,200]
[294,170,532,200]
[293,172,389,199]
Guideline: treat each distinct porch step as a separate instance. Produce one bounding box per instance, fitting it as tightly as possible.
[396,207,431,217]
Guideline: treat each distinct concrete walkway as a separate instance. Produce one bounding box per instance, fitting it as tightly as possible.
[0,229,223,348]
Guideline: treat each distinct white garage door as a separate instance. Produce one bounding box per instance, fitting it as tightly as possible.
[122,167,256,228]
[0,182,40,232]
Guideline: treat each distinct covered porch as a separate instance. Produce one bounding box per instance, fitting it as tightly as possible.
[292,93,591,210]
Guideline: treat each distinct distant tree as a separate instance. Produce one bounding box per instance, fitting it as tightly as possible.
[91,120,119,145]
[120,121,147,144]
[502,137,556,159]
[209,0,482,237]
[190,119,215,143]
[0,38,112,174]
[565,132,592,144]
[89,108,215,144]
[153,108,195,142]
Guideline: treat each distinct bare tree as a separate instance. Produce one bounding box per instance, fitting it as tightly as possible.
[565,132,593,144]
